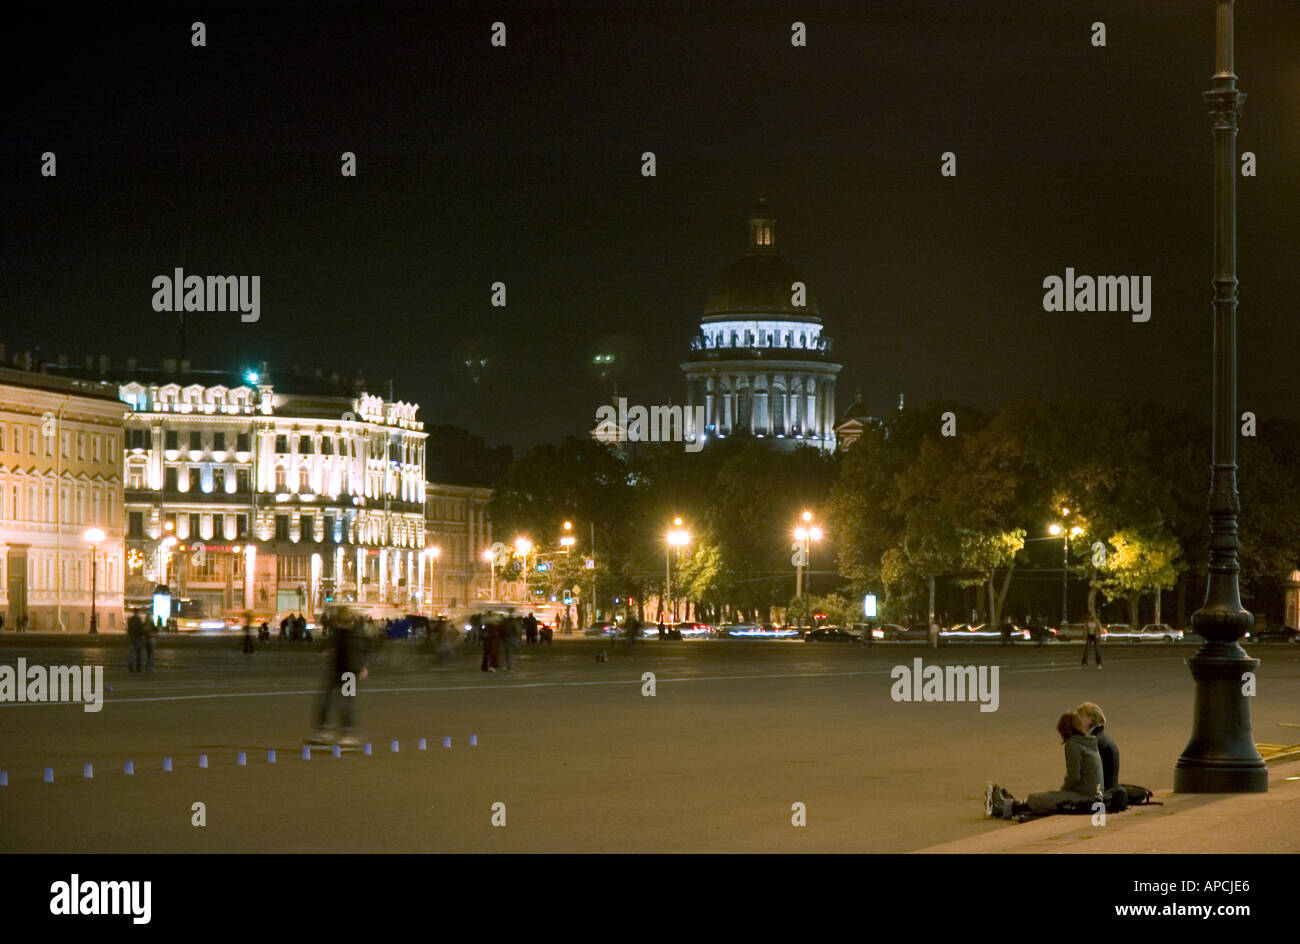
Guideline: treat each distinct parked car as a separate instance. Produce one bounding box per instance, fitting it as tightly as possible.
[1246,624,1299,644]
[1025,622,1058,643]
[847,621,895,641]
[583,621,619,637]
[804,626,859,643]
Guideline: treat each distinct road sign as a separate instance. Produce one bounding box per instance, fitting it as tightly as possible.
[584,558,595,569]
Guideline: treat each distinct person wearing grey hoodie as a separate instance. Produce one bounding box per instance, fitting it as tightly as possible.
[985,711,1104,820]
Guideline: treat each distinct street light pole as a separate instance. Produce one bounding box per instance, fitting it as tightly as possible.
[1174,0,1266,794]
[1061,531,1068,627]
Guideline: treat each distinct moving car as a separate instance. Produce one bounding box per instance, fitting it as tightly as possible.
[720,623,799,638]
[583,621,619,637]
[803,626,859,643]
[945,622,1031,642]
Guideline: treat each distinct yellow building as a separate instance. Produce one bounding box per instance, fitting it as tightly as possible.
[0,365,126,631]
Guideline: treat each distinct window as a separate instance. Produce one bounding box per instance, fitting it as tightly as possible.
[275,435,288,453]
[76,432,85,460]
[189,431,202,451]
[324,515,335,541]
[213,513,225,540]
[165,429,179,451]
[128,511,144,538]
[165,467,178,491]
[299,468,310,492]
[237,468,251,492]
[0,424,5,451]
[61,431,69,458]
[275,514,290,541]
[189,513,201,538]
[300,435,313,454]
[321,437,333,456]
[188,468,201,491]
[213,432,226,451]
[275,467,286,490]
[300,514,314,541]
[92,435,101,463]
[213,468,226,492]
[236,432,250,452]
[236,514,249,538]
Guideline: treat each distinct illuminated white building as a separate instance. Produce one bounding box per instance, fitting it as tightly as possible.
[681,200,842,453]
[118,365,427,617]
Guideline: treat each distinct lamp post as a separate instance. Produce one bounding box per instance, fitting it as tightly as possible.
[666,517,689,622]
[483,548,496,601]
[1048,512,1083,626]
[85,527,105,634]
[793,511,823,599]
[1175,0,1266,794]
[514,537,532,604]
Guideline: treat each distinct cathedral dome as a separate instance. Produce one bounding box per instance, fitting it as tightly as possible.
[703,200,821,320]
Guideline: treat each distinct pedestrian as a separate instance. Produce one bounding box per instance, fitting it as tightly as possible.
[280,614,289,641]
[126,608,146,672]
[984,711,1103,821]
[480,614,502,672]
[144,616,157,673]
[928,618,940,650]
[1000,617,1013,646]
[1082,612,1103,668]
[625,612,640,647]
[503,616,522,671]
[657,609,665,640]
[309,606,367,747]
[242,612,255,654]
[523,612,538,645]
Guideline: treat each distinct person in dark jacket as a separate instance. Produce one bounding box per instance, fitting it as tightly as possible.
[985,711,1103,820]
[1075,701,1120,790]
[126,609,147,672]
[310,606,368,744]
[1081,613,1103,667]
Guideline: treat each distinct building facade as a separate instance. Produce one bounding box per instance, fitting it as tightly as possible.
[682,200,842,453]
[422,482,493,611]
[118,368,428,619]
[0,367,126,630]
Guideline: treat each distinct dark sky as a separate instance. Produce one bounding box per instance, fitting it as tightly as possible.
[4,0,1299,451]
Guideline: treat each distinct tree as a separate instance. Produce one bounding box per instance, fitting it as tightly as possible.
[1095,528,1182,627]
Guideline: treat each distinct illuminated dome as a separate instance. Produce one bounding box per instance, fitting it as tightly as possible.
[703,199,821,320]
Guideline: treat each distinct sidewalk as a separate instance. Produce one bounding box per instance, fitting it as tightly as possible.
[917,761,1300,853]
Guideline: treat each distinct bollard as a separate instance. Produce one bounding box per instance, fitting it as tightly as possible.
[163,757,172,772]
[363,742,372,755]
[236,752,246,767]
[44,767,54,783]
[302,746,311,760]
[470,734,478,746]
[418,738,427,750]
[267,749,276,764]
[391,740,399,753]
[333,744,341,758]
[199,754,208,769]
[124,761,134,775]
[83,763,93,779]
[442,736,452,748]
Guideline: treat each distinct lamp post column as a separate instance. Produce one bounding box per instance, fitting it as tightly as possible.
[1174,0,1266,794]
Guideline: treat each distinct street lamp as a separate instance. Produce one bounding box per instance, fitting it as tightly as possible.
[85,527,105,634]
[666,517,690,622]
[1047,515,1083,626]
[515,537,533,603]
[793,512,823,598]
[1175,0,1266,794]
[483,547,496,601]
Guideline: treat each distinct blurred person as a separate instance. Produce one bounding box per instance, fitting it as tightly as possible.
[984,711,1102,821]
[126,608,147,672]
[523,612,538,645]
[1082,611,1103,668]
[503,615,522,671]
[242,612,255,654]
[480,614,503,672]
[309,606,368,746]
[144,616,158,673]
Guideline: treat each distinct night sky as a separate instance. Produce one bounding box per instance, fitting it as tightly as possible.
[4,0,1299,451]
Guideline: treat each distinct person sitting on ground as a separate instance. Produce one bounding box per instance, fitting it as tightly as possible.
[1074,701,1122,795]
[984,711,1103,821]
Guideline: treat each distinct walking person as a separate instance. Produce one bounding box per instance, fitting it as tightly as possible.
[309,606,367,747]
[480,614,503,672]
[143,615,157,673]
[503,616,522,671]
[984,711,1103,821]
[127,608,147,672]
[1081,612,1103,668]
[242,612,255,654]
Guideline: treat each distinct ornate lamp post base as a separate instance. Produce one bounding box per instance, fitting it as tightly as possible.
[1174,637,1267,793]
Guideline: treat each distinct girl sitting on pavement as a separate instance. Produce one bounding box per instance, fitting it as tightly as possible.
[984,711,1103,821]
